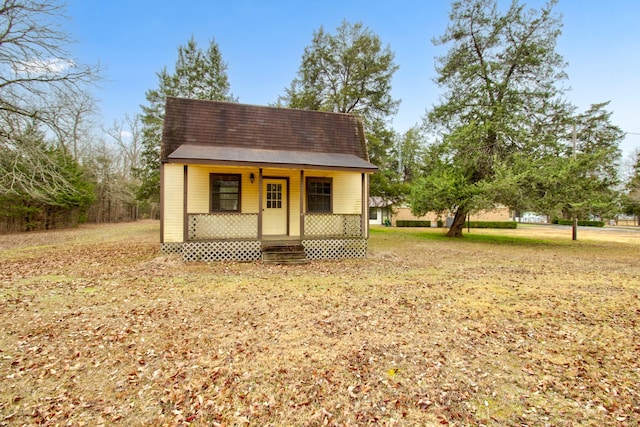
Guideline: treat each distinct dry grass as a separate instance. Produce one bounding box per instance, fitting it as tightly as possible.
[0,221,639,426]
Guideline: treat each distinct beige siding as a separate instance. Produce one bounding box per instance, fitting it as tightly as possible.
[332,171,362,214]
[186,165,209,213]
[163,164,184,242]
[288,171,301,237]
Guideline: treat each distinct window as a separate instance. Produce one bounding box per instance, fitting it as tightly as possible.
[369,207,378,220]
[210,174,241,212]
[266,182,283,209]
[306,177,331,213]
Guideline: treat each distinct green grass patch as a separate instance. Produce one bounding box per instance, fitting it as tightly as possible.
[375,226,558,246]
[458,232,559,246]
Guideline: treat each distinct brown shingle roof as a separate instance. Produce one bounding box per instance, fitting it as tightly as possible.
[167,144,378,171]
[161,97,375,171]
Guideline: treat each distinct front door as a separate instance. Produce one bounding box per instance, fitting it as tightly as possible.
[262,178,287,235]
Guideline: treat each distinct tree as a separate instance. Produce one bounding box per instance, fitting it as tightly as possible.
[0,0,99,128]
[280,20,400,199]
[106,114,142,180]
[623,150,640,224]
[561,103,622,220]
[483,103,622,228]
[137,36,236,206]
[41,90,98,159]
[370,125,426,206]
[81,114,144,222]
[415,0,573,237]
[367,123,404,203]
[0,0,100,231]
[393,126,425,184]
[281,20,399,126]
[0,121,95,230]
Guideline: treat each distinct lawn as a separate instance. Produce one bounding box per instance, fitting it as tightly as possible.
[0,221,638,426]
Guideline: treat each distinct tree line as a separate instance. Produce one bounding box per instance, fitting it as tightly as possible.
[1,0,638,235]
[0,0,147,232]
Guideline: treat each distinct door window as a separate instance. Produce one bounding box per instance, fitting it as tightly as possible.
[266,183,282,209]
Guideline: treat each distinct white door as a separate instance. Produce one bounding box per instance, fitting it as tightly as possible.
[262,179,287,235]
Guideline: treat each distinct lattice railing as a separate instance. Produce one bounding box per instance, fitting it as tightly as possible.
[302,238,367,260]
[304,214,362,237]
[183,241,261,262]
[188,213,258,240]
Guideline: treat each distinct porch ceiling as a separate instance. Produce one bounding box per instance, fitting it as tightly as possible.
[166,144,378,172]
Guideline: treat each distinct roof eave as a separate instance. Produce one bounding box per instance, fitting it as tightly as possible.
[164,157,378,173]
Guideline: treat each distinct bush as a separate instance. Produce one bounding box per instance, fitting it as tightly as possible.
[553,219,605,227]
[396,220,432,227]
[464,221,518,229]
[395,220,518,229]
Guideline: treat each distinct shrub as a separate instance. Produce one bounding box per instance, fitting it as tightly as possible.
[396,220,432,227]
[464,221,518,229]
[395,220,518,229]
[554,219,605,227]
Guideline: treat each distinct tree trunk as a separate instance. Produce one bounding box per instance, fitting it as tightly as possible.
[446,207,468,237]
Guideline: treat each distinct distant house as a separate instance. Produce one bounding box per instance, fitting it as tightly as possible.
[369,196,393,226]
[160,97,378,262]
[392,205,513,227]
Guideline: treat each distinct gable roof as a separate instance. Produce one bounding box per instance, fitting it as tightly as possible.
[161,97,377,172]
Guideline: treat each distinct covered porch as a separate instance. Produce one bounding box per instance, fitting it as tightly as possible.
[162,212,367,262]
[160,164,372,262]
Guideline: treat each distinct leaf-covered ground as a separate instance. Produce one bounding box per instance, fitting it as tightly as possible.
[0,221,639,426]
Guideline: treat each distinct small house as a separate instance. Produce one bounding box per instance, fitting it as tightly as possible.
[369,196,393,226]
[160,97,378,262]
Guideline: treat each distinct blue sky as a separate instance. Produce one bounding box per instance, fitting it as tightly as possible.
[65,0,640,159]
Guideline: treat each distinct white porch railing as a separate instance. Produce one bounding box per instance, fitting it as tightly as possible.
[188,213,363,240]
[188,213,258,240]
[304,214,362,237]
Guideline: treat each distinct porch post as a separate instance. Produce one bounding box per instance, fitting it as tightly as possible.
[300,170,305,238]
[183,165,189,242]
[257,168,263,239]
[361,173,368,238]
[160,162,165,243]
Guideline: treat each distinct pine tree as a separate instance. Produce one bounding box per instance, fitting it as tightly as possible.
[136,36,235,206]
[414,0,578,237]
[623,151,640,224]
[282,20,399,125]
[280,20,400,199]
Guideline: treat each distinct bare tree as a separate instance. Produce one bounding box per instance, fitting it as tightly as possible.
[0,116,93,206]
[106,114,142,179]
[40,90,98,158]
[0,0,101,231]
[0,0,100,128]
[79,115,144,223]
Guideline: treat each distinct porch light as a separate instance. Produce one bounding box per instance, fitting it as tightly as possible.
[250,172,255,183]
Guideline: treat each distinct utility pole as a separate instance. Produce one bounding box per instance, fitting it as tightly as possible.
[397,137,403,176]
[572,123,578,241]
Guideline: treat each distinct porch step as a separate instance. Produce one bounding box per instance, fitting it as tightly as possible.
[261,241,308,265]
